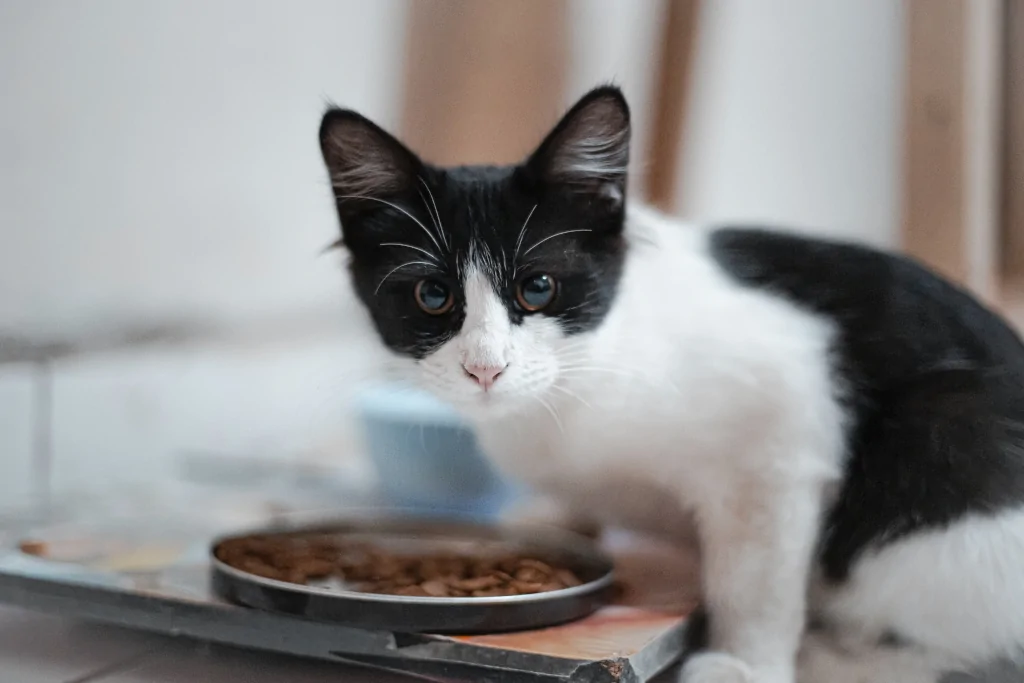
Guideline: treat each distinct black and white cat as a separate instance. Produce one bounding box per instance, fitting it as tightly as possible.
[318,86,1024,683]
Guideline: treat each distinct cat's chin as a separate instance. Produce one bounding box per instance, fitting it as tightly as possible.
[452,395,523,421]
[429,389,538,423]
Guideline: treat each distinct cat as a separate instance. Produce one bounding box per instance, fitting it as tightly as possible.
[317,85,1024,683]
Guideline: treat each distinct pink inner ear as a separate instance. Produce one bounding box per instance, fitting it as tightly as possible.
[325,131,404,197]
[542,96,630,193]
[320,112,416,199]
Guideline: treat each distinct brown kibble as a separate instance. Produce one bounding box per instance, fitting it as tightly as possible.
[449,575,501,592]
[511,580,546,594]
[472,586,520,597]
[514,567,548,583]
[285,569,309,584]
[295,558,337,578]
[556,569,582,587]
[18,540,47,557]
[518,559,554,574]
[420,579,450,597]
[214,533,585,599]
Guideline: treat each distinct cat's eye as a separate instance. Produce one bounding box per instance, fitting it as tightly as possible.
[414,280,454,315]
[516,274,557,312]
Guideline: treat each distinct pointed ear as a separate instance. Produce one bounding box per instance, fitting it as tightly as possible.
[526,86,631,205]
[319,108,420,207]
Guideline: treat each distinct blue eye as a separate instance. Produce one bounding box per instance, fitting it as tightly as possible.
[516,274,556,312]
[415,280,454,315]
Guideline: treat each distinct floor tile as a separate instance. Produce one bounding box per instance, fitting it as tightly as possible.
[94,639,414,683]
[0,607,164,682]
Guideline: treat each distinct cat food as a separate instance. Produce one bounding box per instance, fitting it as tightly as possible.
[214,533,583,598]
[18,540,47,557]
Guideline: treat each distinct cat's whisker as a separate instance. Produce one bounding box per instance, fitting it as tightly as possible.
[553,348,605,363]
[559,365,678,392]
[522,229,592,257]
[533,395,565,435]
[553,352,600,365]
[558,294,599,315]
[554,338,594,352]
[554,349,590,360]
[553,352,590,364]
[379,242,441,263]
[337,194,443,255]
[557,364,639,378]
[416,188,443,242]
[417,177,450,252]
[549,383,593,410]
[374,260,437,295]
[512,204,539,277]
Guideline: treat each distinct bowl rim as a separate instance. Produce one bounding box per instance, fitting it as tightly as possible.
[209,511,615,606]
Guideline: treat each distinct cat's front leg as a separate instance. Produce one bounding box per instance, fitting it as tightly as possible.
[680,475,824,683]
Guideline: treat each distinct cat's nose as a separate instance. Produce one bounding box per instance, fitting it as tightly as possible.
[463,363,507,390]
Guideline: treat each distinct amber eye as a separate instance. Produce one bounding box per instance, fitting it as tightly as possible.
[415,280,454,315]
[516,274,557,312]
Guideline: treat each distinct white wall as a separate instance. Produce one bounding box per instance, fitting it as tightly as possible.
[0,0,407,336]
[0,0,908,503]
[0,0,408,502]
[566,0,661,189]
[0,0,904,334]
[677,0,905,247]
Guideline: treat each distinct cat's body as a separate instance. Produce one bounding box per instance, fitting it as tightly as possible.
[318,86,1024,683]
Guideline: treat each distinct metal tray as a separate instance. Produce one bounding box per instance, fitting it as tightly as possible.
[209,515,615,634]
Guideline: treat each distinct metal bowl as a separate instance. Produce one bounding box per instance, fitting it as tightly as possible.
[209,514,615,634]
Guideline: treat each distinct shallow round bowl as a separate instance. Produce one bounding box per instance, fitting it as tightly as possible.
[210,514,615,634]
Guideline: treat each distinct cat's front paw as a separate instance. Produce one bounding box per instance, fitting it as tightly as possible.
[679,654,792,683]
[679,652,796,683]
[679,653,754,683]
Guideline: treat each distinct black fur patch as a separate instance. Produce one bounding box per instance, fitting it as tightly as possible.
[318,86,631,359]
[709,227,1024,581]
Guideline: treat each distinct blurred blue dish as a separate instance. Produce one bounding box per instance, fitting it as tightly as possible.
[356,384,519,518]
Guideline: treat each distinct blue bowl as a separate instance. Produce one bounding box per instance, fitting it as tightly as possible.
[356,384,519,518]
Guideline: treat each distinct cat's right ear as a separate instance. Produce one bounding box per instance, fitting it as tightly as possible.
[318,109,421,223]
[522,85,631,208]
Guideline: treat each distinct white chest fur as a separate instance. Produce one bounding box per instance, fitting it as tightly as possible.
[466,208,845,541]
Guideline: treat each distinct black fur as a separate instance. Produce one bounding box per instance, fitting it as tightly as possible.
[318,87,631,359]
[709,228,1024,581]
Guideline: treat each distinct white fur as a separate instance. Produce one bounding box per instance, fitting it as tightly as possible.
[380,205,1023,682]
[549,112,628,204]
[801,508,1024,681]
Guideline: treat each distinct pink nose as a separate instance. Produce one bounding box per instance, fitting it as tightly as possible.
[463,363,506,390]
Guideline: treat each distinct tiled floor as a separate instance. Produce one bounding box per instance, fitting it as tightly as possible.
[0,607,160,682]
[2,600,1018,683]
[0,606,413,683]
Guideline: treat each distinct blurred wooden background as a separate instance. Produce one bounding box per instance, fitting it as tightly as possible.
[400,0,700,213]
[399,0,1021,315]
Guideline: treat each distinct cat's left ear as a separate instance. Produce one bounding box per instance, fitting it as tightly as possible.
[318,108,422,224]
[525,85,631,206]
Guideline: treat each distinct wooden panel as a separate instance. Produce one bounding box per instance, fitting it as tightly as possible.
[903,0,1003,302]
[902,0,968,284]
[643,0,701,212]
[400,0,567,166]
[1004,0,1024,278]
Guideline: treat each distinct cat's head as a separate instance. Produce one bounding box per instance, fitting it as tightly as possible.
[319,86,630,419]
